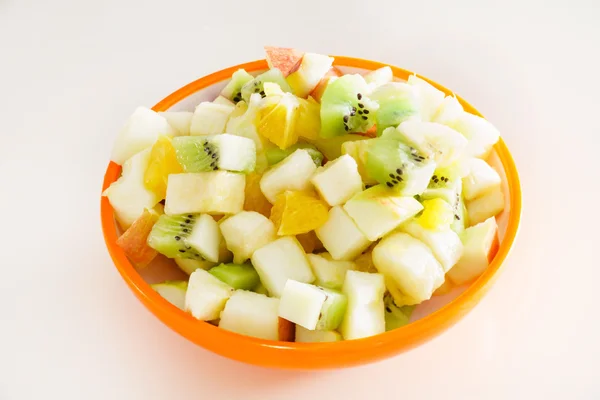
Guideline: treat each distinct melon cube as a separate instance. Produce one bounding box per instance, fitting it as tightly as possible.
[158,111,193,136]
[259,149,317,203]
[189,102,235,136]
[184,269,234,320]
[340,270,386,340]
[343,185,423,241]
[218,290,281,340]
[315,206,372,261]
[466,186,504,225]
[306,253,356,290]
[164,171,245,215]
[219,211,276,264]
[295,326,342,343]
[250,236,315,297]
[462,158,502,201]
[174,258,216,275]
[310,154,363,206]
[110,106,175,165]
[151,281,187,310]
[447,217,498,285]
[186,214,221,263]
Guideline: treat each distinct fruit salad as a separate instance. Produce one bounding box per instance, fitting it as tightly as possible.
[103,46,505,343]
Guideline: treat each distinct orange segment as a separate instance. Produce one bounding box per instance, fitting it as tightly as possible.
[270,191,329,236]
[257,94,299,149]
[295,97,321,141]
[244,172,272,217]
[144,136,183,199]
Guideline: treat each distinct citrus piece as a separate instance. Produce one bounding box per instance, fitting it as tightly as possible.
[270,191,329,236]
[256,93,300,150]
[144,135,183,199]
[243,172,272,217]
[416,198,454,230]
[295,97,321,141]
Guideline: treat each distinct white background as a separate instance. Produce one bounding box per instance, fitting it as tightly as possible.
[1,0,599,399]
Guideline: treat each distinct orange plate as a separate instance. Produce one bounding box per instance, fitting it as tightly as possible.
[101,57,522,370]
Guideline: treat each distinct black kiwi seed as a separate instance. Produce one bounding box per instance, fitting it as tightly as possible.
[389,173,396,178]
[358,103,364,108]
[260,91,266,97]
[180,224,184,227]
[396,169,403,175]
[343,115,349,122]
[183,228,189,233]
[362,116,368,120]
[395,175,402,180]
[188,215,193,218]
[432,175,437,180]
[357,93,362,100]
[179,249,185,253]
[212,153,217,159]
[185,219,191,223]
[344,126,349,131]
[175,236,181,241]
[392,180,398,184]
[398,177,404,182]
[455,215,460,220]
[363,109,369,114]
[358,110,363,115]
[386,182,393,188]
[213,166,218,170]
[254,88,260,93]
[385,307,392,313]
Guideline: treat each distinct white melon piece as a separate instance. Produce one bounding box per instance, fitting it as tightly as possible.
[447,217,498,285]
[164,171,245,215]
[450,112,501,159]
[189,102,235,136]
[372,232,445,306]
[259,149,317,203]
[407,74,446,121]
[315,206,372,261]
[110,106,176,165]
[103,148,161,230]
[340,270,386,340]
[184,269,234,320]
[219,211,276,264]
[306,253,356,290]
[213,95,235,106]
[158,111,193,136]
[185,214,221,263]
[462,158,502,201]
[432,95,464,125]
[295,326,342,343]
[210,133,257,173]
[287,53,334,98]
[218,290,280,340]
[364,67,393,91]
[310,154,363,206]
[343,185,423,241]
[400,220,463,273]
[466,187,504,225]
[174,258,216,275]
[396,120,468,167]
[151,281,187,310]
[250,237,315,297]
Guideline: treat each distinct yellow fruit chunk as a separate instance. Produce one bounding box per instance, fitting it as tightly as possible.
[296,231,323,253]
[257,94,300,150]
[416,198,454,230]
[355,252,377,273]
[244,172,272,217]
[295,97,320,141]
[270,191,329,236]
[144,136,183,199]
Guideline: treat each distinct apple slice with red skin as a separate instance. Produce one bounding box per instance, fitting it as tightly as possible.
[116,208,160,267]
[264,46,303,77]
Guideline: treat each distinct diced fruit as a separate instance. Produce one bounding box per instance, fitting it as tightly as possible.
[278,280,347,330]
[447,217,499,285]
[320,74,379,137]
[158,111,193,136]
[147,213,218,260]
[365,133,436,196]
[144,136,183,199]
[383,293,414,331]
[219,211,276,264]
[312,134,368,160]
[364,67,393,90]
[311,155,363,206]
[400,219,463,273]
[295,326,342,343]
[452,190,468,234]
[340,270,386,340]
[433,279,453,296]
[462,158,502,201]
[184,269,234,320]
[103,148,161,229]
[218,290,281,340]
[407,74,445,122]
[110,106,176,165]
[414,198,455,231]
[174,258,216,275]
[310,67,343,102]
[372,232,445,306]
[315,206,372,261]
[432,95,464,125]
[243,173,272,217]
[287,53,334,98]
[264,46,304,77]
[250,237,315,297]
[341,139,377,185]
[116,207,161,267]
[259,149,317,203]
[295,96,321,141]
[253,282,269,295]
[172,134,256,173]
[421,162,466,205]
[354,251,377,273]
[369,83,419,134]
[306,253,356,290]
[256,93,300,149]
[395,120,468,167]
[296,231,323,253]
[449,112,501,159]
[213,96,235,106]
[466,186,504,225]
[343,185,423,241]
[164,172,245,215]
[269,190,329,236]
[240,69,292,102]
[208,263,260,290]
[278,317,296,342]
[151,281,188,310]
[189,102,235,136]
[220,69,254,102]
[265,142,323,167]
